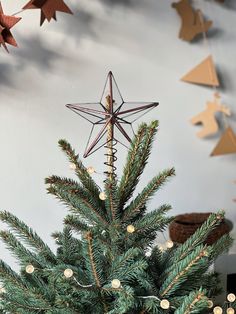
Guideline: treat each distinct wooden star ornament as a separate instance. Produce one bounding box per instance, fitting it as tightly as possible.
[0,2,21,52]
[23,0,73,26]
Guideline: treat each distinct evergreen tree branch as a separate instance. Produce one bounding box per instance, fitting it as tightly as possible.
[85,232,102,288]
[134,204,173,233]
[108,248,141,280]
[47,184,108,227]
[166,212,224,269]
[160,245,210,297]
[0,230,48,267]
[122,168,175,222]
[209,233,233,261]
[0,260,27,289]
[46,176,106,219]
[84,232,108,313]
[104,179,119,221]
[118,121,158,210]
[0,211,56,264]
[64,215,90,233]
[58,139,101,198]
[174,289,208,314]
[117,123,148,208]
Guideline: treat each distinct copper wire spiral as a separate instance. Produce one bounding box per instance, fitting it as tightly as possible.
[104,138,117,180]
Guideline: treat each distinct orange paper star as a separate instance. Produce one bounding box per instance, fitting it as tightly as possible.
[0,3,21,52]
[23,0,73,26]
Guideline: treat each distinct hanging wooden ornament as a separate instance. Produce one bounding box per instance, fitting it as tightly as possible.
[210,127,236,157]
[172,0,212,42]
[181,55,219,87]
[0,2,21,52]
[23,0,73,26]
[191,93,231,138]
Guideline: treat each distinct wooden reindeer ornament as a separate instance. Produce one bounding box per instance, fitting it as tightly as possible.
[172,0,212,42]
[191,93,231,138]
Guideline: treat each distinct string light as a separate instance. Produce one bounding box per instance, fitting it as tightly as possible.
[64,269,73,278]
[87,166,95,174]
[69,163,76,170]
[207,300,214,308]
[25,264,35,274]
[111,279,121,289]
[127,225,135,233]
[166,240,174,249]
[227,293,236,303]
[99,192,107,200]
[213,306,223,314]
[227,308,235,314]
[160,299,170,309]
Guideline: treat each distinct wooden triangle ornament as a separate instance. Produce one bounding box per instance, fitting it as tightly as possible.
[210,127,236,157]
[181,55,219,87]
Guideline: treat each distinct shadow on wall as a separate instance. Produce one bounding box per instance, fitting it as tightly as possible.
[223,0,236,10]
[0,35,62,91]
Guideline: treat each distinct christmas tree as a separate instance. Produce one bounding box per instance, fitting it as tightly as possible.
[0,73,234,314]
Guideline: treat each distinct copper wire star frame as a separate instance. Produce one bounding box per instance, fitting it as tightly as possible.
[66,71,159,159]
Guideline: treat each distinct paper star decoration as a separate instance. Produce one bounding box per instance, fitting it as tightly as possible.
[66,71,159,158]
[23,0,73,26]
[0,2,21,52]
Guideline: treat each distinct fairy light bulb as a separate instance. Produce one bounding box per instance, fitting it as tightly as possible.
[87,166,95,174]
[207,300,214,308]
[99,192,107,200]
[213,306,223,314]
[160,299,170,309]
[127,225,135,233]
[166,240,174,249]
[25,264,35,274]
[227,308,235,314]
[69,163,76,170]
[111,279,121,289]
[0,287,6,294]
[227,293,236,302]
[64,269,73,278]
[158,245,165,252]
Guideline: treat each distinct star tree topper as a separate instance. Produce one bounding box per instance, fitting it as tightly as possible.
[66,71,159,158]
[0,2,21,52]
[23,0,73,26]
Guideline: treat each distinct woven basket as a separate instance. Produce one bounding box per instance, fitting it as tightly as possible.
[169,212,230,245]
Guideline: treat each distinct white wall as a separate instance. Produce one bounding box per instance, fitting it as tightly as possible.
[0,0,235,268]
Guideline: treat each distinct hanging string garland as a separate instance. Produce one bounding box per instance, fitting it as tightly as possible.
[0,0,73,53]
[179,2,236,157]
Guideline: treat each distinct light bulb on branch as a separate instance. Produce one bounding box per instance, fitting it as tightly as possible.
[25,264,35,274]
[87,166,95,174]
[160,299,170,309]
[64,269,73,278]
[99,192,107,200]
[213,306,223,314]
[227,293,236,303]
[111,279,121,289]
[69,163,76,170]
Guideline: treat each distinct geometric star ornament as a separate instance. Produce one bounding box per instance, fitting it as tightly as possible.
[66,71,159,158]
[23,0,73,26]
[0,2,21,52]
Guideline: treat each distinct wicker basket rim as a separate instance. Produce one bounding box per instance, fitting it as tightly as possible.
[173,212,214,225]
